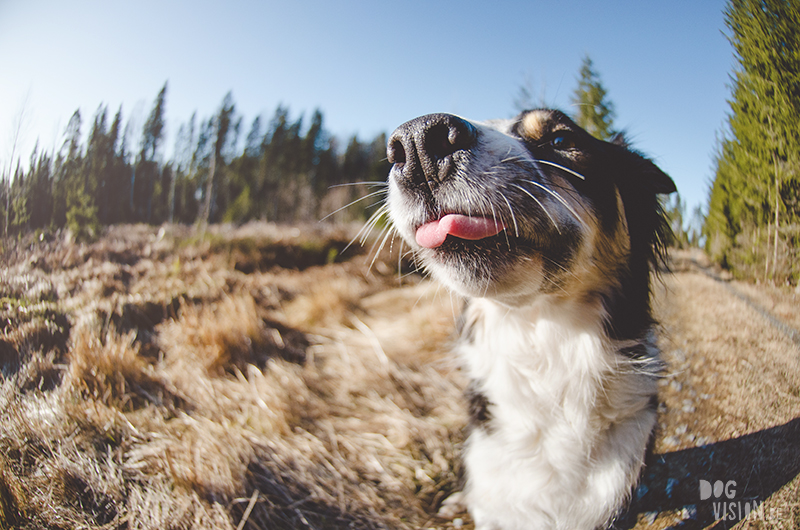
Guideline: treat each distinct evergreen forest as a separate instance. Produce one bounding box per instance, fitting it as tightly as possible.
[705,0,800,283]
[0,86,391,240]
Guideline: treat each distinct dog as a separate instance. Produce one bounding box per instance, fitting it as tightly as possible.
[384,110,675,529]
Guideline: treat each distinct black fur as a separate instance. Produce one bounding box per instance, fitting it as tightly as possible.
[514,110,675,341]
[466,381,492,429]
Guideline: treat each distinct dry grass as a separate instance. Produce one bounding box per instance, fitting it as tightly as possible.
[1,231,798,529]
[1,223,467,529]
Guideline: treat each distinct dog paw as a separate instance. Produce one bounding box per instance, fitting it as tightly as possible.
[437,491,468,519]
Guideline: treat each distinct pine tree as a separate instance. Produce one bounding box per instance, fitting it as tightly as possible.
[10,162,29,233]
[571,55,617,140]
[104,106,129,225]
[135,82,168,222]
[65,185,99,240]
[53,110,83,229]
[257,105,295,221]
[85,105,110,223]
[201,92,237,224]
[170,112,199,223]
[141,83,167,162]
[52,110,101,239]
[244,116,262,158]
[298,109,326,219]
[28,145,53,230]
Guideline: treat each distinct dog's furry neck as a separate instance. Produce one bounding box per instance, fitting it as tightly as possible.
[458,293,660,529]
[460,292,659,418]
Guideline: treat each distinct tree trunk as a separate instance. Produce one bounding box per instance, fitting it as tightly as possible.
[202,118,218,225]
[203,147,216,224]
[765,218,771,282]
[772,151,780,281]
[773,169,780,281]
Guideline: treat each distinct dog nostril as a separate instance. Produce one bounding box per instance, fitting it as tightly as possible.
[424,124,451,160]
[388,114,477,186]
[423,116,477,162]
[424,122,469,160]
[387,137,406,165]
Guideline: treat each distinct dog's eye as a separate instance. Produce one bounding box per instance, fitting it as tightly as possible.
[550,134,575,150]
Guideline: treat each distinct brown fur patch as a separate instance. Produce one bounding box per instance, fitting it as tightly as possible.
[519,110,550,141]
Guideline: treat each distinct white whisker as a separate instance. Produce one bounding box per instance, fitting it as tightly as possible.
[328,181,389,189]
[531,159,586,180]
[368,223,396,274]
[511,183,561,233]
[522,179,588,230]
[342,203,389,254]
[320,189,387,222]
[500,193,519,238]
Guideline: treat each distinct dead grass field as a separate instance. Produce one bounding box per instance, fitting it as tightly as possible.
[1,226,798,529]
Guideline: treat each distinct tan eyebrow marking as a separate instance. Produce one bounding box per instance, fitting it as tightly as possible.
[519,111,550,141]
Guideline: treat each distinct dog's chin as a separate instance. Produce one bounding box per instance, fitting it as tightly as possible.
[416,235,549,304]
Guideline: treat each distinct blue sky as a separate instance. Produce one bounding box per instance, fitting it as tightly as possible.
[0,0,732,215]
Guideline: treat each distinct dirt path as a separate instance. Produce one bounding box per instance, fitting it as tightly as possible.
[620,252,800,529]
[681,253,800,349]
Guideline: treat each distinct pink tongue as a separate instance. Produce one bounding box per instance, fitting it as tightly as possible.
[415,214,505,249]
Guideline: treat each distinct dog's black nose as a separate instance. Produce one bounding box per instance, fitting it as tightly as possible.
[387,113,477,187]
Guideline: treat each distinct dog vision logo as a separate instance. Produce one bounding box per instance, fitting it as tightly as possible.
[699,479,759,521]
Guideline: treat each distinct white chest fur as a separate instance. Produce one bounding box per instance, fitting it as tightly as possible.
[457,297,658,530]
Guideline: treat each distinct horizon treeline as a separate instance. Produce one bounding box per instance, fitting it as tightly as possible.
[0,83,391,240]
[705,0,800,283]
[3,56,623,243]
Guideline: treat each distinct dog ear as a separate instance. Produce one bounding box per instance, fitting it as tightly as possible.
[642,159,676,195]
[611,134,676,196]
